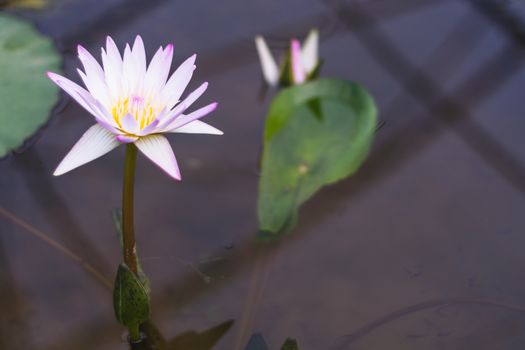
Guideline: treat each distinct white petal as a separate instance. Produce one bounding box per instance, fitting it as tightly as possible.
[102,37,123,102]
[156,103,187,131]
[255,35,279,86]
[105,36,123,62]
[301,28,319,74]
[91,99,117,127]
[77,68,111,109]
[172,120,223,135]
[166,102,218,131]
[135,135,181,180]
[179,82,208,110]
[131,35,146,79]
[160,54,196,109]
[158,82,207,130]
[47,72,99,116]
[77,45,105,82]
[122,44,136,95]
[144,45,173,99]
[54,124,119,176]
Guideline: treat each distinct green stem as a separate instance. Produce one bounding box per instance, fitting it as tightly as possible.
[122,144,139,277]
[128,324,141,345]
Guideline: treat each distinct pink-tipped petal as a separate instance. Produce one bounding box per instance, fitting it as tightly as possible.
[157,103,187,130]
[54,124,120,176]
[135,135,181,180]
[161,54,197,109]
[164,44,174,67]
[255,35,279,86]
[168,102,218,131]
[290,39,306,84]
[176,81,208,111]
[172,120,223,135]
[116,134,138,143]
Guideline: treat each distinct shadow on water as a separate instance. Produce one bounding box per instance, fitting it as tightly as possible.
[0,230,34,349]
[134,319,234,350]
[13,148,113,275]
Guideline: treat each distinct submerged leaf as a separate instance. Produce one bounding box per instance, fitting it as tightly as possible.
[0,14,60,158]
[245,333,269,350]
[281,338,299,350]
[113,263,150,331]
[258,79,377,239]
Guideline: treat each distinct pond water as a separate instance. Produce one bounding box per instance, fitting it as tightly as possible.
[2,0,525,349]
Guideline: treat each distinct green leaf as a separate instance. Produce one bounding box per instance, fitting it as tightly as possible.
[244,333,269,350]
[258,78,377,238]
[0,14,60,158]
[281,338,299,350]
[278,49,294,87]
[0,0,47,9]
[113,263,150,332]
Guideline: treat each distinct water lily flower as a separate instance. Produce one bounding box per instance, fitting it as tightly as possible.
[254,28,319,86]
[48,35,222,181]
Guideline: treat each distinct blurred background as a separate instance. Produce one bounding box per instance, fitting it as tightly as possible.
[1,0,525,349]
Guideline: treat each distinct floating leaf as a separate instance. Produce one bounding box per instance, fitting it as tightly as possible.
[113,263,150,333]
[0,14,60,158]
[245,333,269,350]
[258,79,377,239]
[0,0,47,9]
[281,338,299,350]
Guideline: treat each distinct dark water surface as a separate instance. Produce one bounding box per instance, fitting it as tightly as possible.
[2,0,525,349]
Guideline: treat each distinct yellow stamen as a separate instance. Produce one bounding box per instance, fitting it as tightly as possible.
[111,95,161,132]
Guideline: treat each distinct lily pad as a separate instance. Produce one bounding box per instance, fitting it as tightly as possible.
[0,14,60,158]
[0,0,47,9]
[258,79,377,239]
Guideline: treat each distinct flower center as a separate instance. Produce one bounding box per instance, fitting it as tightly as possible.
[112,95,161,130]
